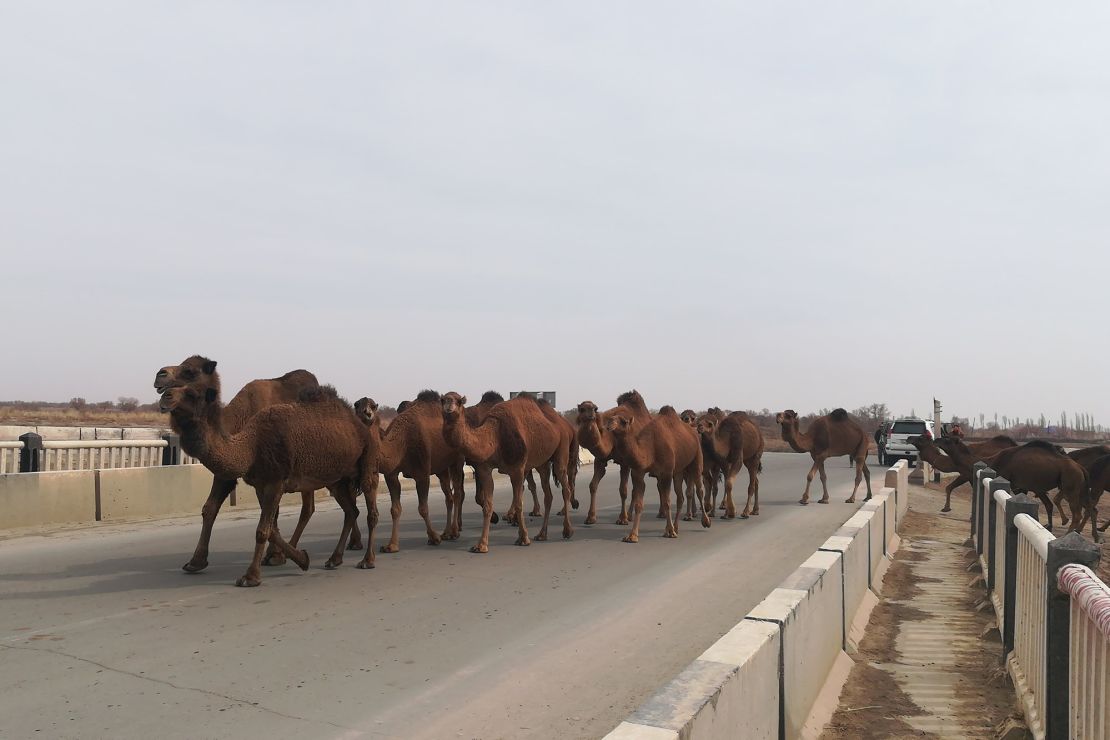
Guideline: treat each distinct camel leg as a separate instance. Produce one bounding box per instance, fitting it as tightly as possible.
[801,457,822,504]
[623,471,647,543]
[817,458,831,504]
[742,459,759,518]
[184,476,236,573]
[470,467,496,554]
[616,465,632,525]
[717,474,726,511]
[846,456,869,503]
[659,476,678,538]
[656,479,667,519]
[510,470,532,547]
[702,471,716,519]
[325,482,361,569]
[1052,490,1071,526]
[414,474,442,546]
[266,491,315,566]
[722,470,738,519]
[440,470,461,541]
[527,469,542,517]
[536,462,556,541]
[674,474,688,523]
[941,473,968,513]
[357,477,380,569]
[584,458,605,525]
[556,460,575,540]
[693,471,711,529]
[381,474,403,554]
[238,485,308,587]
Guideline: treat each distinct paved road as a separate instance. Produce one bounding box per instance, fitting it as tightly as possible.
[0,453,883,740]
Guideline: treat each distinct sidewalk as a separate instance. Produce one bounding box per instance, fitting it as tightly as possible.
[822,483,1019,739]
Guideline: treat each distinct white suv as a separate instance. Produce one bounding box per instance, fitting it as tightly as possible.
[882,418,934,466]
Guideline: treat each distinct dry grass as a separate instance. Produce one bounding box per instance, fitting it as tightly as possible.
[0,406,166,428]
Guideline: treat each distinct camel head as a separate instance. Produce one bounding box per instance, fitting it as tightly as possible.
[695,414,719,436]
[934,436,970,456]
[776,409,799,426]
[908,435,933,452]
[441,392,468,420]
[604,411,635,436]
[679,409,697,428]
[353,397,379,426]
[576,401,600,425]
[158,385,217,416]
[154,355,217,393]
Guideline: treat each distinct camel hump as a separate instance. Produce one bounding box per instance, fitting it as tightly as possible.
[415,389,441,403]
[274,369,318,386]
[658,405,678,417]
[993,435,1017,445]
[480,391,504,404]
[829,408,849,421]
[1024,439,1066,454]
[616,390,649,414]
[299,384,342,404]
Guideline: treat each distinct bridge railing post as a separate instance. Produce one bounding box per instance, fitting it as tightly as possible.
[986,477,1011,592]
[18,432,43,473]
[161,433,181,466]
[1003,493,1040,660]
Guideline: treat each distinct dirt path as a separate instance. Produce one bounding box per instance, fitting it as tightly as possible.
[822,485,1019,739]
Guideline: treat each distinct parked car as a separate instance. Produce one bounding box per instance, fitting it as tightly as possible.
[882,418,934,466]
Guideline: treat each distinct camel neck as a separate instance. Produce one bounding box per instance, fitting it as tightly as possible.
[780,421,811,453]
[175,402,249,480]
[444,411,498,464]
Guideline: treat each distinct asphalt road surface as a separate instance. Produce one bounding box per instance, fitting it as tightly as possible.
[0,453,884,739]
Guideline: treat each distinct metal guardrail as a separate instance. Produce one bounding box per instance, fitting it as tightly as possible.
[3,433,199,474]
[969,464,1103,739]
[1058,563,1110,739]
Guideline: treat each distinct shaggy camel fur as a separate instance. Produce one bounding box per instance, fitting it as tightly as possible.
[352,392,466,563]
[981,441,1093,538]
[697,411,764,519]
[153,356,361,572]
[776,409,871,505]
[441,393,575,553]
[575,391,652,524]
[605,405,708,542]
[159,364,372,586]
[920,435,1017,512]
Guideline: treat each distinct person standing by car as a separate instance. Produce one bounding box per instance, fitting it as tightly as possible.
[874,423,888,465]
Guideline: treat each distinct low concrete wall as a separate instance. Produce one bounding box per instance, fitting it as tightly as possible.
[820,514,875,653]
[0,470,97,529]
[98,465,213,521]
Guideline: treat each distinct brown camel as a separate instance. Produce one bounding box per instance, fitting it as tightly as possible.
[921,435,1017,512]
[352,392,466,563]
[605,405,708,542]
[976,441,1093,537]
[696,411,765,519]
[1067,445,1110,471]
[158,362,373,586]
[776,408,871,504]
[440,392,575,553]
[698,407,728,513]
[575,391,653,524]
[679,410,698,428]
[1074,453,1110,534]
[462,391,547,523]
[152,356,362,572]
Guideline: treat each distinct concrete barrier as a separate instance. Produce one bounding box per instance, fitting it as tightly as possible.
[820,514,878,653]
[97,465,214,521]
[0,470,97,529]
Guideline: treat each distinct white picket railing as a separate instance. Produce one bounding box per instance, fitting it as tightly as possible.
[0,441,22,474]
[1011,513,1056,739]
[38,439,169,471]
[992,486,1011,623]
[1059,563,1110,739]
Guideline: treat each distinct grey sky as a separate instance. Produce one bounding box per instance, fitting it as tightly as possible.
[2,3,1107,424]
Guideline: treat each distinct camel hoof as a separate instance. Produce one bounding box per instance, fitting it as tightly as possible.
[583,515,597,525]
[427,537,441,546]
[682,514,693,521]
[941,506,952,513]
[615,516,630,525]
[182,560,209,573]
[571,499,580,510]
[751,510,759,516]
[663,530,678,539]
[531,510,542,518]
[719,504,727,510]
[536,532,548,541]
[555,509,565,517]
[723,513,735,520]
[799,499,809,506]
[490,512,500,524]
[235,576,261,587]
[563,528,573,540]
[441,531,459,541]
[515,537,532,547]
[701,516,711,529]
[324,559,341,570]
[655,512,665,519]
[347,541,364,551]
[819,499,830,504]
[380,544,399,554]
[622,534,639,543]
[296,550,310,571]
[469,543,489,554]
[740,513,750,519]
[356,560,375,570]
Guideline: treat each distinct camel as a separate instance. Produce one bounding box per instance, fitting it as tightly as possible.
[696,411,764,519]
[605,405,707,542]
[974,441,1093,538]
[152,356,362,572]
[776,408,871,505]
[1074,453,1110,534]
[921,435,1017,512]
[679,410,698,428]
[440,392,575,553]
[157,360,373,586]
[575,391,653,525]
[352,392,466,562]
[1067,445,1110,471]
[697,407,728,512]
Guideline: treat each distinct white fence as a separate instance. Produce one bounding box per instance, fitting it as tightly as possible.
[0,441,22,474]
[1,436,199,473]
[970,464,1104,740]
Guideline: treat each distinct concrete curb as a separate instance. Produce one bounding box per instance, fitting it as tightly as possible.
[604,465,905,740]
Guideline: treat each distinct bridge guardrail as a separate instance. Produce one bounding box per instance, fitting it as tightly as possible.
[969,465,1103,740]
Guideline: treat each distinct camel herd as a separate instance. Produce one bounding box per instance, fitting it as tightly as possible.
[911,434,1107,540]
[152,356,876,587]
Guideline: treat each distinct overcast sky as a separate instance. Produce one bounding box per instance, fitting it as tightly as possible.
[2,3,1107,425]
